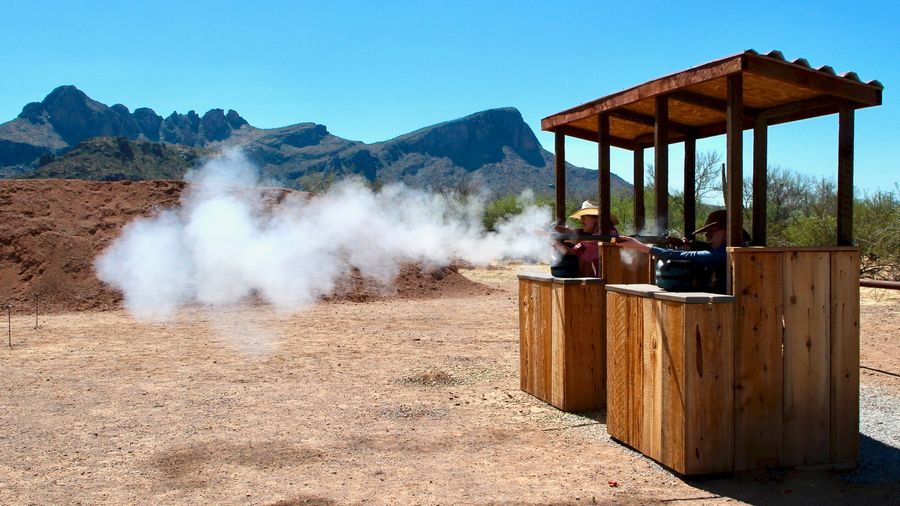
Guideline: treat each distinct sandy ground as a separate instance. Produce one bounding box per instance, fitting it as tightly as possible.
[1,266,898,505]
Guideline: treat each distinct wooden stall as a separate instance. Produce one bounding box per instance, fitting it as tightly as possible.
[530,49,882,473]
[517,243,651,412]
[606,284,735,475]
[518,273,606,412]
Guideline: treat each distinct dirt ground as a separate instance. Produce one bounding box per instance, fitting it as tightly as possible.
[1,265,898,505]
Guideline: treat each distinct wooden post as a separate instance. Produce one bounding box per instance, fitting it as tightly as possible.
[555,131,567,226]
[753,117,768,245]
[726,74,744,252]
[598,114,612,235]
[683,136,696,237]
[655,95,669,235]
[725,74,744,295]
[634,146,645,233]
[837,103,854,246]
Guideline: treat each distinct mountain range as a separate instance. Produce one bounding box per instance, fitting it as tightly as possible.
[0,85,630,196]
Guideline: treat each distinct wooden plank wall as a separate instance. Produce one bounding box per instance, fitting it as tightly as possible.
[552,282,606,410]
[606,291,631,442]
[606,290,646,447]
[731,248,860,470]
[782,251,831,466]
[830,250,860,464]
[732,251,784,469]
[519,279,552,400]
[683,302,735,474]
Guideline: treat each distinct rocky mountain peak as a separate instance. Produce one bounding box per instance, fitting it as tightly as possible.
[389,107,543,170]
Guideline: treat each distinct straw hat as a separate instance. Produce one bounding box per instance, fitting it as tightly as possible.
[569,200,619,225]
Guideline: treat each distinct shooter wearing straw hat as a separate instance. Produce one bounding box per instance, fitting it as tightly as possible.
[553,200,619,277]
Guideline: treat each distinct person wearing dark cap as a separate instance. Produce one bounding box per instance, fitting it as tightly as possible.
[616,209,729,293]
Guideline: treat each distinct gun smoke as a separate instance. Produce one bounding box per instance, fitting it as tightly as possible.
[95,150,554,321]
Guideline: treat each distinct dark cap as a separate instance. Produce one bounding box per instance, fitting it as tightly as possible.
[694,209,727,235]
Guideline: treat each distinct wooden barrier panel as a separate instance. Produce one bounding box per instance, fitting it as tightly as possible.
[731,251,784,470]
[782,251,831,466]
[830,250,860,465]
[519,278,552,400]
[730,246,861,470]
[683,302,734,474]
[606,291,630,442]
[606,285,734,475]
[519,274,606,412]
[552,282,606,410]
[600,244,651,284]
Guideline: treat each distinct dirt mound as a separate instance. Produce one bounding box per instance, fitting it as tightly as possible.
[0,179,490,313]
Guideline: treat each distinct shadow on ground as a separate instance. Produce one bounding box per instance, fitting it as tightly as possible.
[682,435,900,505]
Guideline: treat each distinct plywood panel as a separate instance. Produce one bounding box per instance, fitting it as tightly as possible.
[659,301,686,473]
[732,251,784,470]
[782,251,831,466]
[830,250,860,464]
[683,303,735,474]
[642,298,663,462]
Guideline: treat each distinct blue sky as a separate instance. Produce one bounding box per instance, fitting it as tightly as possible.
[2,0,897,195]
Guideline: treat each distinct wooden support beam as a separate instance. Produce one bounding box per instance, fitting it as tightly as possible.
[752,117,768,246]
[634,147,645,233]
[726,74,744,255]
[684,136,696,237]
[611,109,693,135]
[655,95,670,235]
[837,103,854,246]
[598,114,613,235]
[555,131,566,226]
[555,125,635,150]
[669,90,760,119]
[760,96,842,126]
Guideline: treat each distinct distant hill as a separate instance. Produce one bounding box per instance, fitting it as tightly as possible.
[1,85,630,197]
[32,137,207,181]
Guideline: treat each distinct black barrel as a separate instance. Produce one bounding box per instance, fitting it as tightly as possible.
[655,259,694,291]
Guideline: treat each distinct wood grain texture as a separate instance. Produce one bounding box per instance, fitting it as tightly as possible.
[659,301,686,473]
[830,250,860,464]
[642,298,663,462]
[601,245,651,285]
[606,291,630,442]
[550,284,567,409]
[627,293,645,446]
[732,250,784,470]
[683,303,735,474]
[554,283,606,411]
[519,279,532,393]
[782,251,831,466]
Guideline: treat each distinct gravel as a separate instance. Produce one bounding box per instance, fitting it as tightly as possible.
[842,384,900,484]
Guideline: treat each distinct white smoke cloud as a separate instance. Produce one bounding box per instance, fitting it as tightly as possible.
[95,150,554,322]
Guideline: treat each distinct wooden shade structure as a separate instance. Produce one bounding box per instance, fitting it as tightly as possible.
[542,49,883,247]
